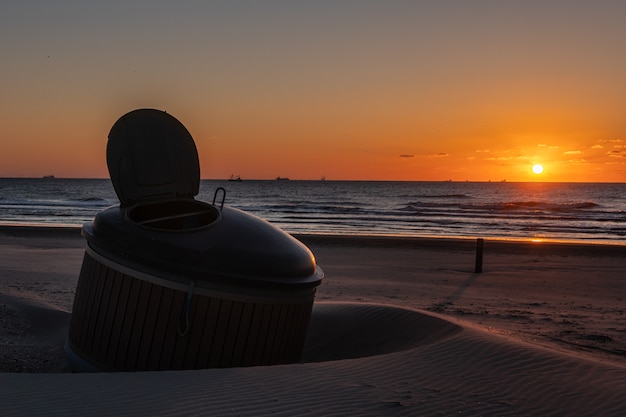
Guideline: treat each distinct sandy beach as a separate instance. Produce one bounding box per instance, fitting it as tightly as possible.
[1,226,626,416]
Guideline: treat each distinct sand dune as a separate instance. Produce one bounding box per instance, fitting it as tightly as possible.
[0,293,69,373]
[1,226,626,415]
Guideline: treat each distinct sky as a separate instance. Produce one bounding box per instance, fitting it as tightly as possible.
[2,1,626,182]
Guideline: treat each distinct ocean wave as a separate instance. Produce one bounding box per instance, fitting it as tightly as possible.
[70,197,110,203]
[484,201,600,212]
[410,193,471,199]
[401,200,600,214]
[0,197,111,209]
[3,178,626,244]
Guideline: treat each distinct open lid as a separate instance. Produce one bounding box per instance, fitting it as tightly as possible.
[106,109,200,206]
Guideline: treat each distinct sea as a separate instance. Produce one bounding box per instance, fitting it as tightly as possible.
[1,178,626,245]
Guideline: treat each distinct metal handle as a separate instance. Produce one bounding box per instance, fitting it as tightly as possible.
[212,187,226,211]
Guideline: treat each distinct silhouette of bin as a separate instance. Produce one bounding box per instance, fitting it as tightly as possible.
[65,109,323,372]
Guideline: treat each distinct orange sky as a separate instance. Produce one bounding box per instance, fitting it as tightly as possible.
[2,2,626,182]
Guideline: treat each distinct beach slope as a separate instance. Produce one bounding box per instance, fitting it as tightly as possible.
[1,227,626,416]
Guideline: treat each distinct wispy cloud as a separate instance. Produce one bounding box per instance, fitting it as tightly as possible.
[411,152,449,158]
[399,154,414,158]
[485,156,514,161]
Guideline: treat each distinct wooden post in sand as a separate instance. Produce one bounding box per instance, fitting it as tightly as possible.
[475,238,484,273]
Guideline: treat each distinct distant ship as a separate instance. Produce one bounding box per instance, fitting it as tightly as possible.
[228,175,242,182]
[42,175,55,179]
[275,176,289,181]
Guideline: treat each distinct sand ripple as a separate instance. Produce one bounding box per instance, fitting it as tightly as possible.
[2,302,626,416]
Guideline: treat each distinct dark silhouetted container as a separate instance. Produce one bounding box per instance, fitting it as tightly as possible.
[65,109,323,372]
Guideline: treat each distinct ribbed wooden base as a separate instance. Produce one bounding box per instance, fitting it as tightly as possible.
[67,250,315,371]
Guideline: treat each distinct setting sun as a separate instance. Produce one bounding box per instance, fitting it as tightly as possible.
[532,164,544,175]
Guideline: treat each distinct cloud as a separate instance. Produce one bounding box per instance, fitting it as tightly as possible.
[536,144,559,149]
[411,152,449,158]
[485,156,513,161]
[592,144,603,149]
[399,154,414,158]
[564,150,582,155]
[607,150,626,158]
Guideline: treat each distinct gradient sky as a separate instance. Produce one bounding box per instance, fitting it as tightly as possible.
[2,1,626,182]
